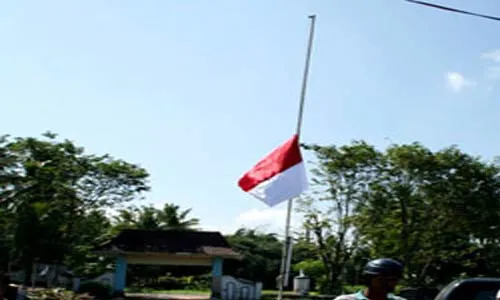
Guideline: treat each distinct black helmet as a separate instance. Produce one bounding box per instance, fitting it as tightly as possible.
[363,258,403,277]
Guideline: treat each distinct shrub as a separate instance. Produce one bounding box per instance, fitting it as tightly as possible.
[129,274,212,291]
[28,288,89,300]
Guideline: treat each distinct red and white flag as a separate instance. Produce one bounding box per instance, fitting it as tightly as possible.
[238,134,308,207]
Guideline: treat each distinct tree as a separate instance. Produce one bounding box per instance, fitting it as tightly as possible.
[354,143,439,285]
[225,228,283,289]
[291,238,327,291]
[110,203,200,286]
[297,141,381,293]
[353,143,500,286]
[0,132,149,283]
[0,134,20,271]
[299,140,500,289]
[113,206,162,231]
[112,203,200,231]
[66,209,113,277]
[158,203,200,230]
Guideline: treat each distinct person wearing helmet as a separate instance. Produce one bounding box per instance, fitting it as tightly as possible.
[334,258,405,300]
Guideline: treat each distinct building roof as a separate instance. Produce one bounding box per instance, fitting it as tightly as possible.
[94,229,242,260]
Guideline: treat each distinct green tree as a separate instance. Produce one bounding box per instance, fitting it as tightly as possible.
[0,132,149,283]
[300,140,500,288]
[354,143,439,285]
[354,143,500,286]
[113,206,162,231]
[0,134,21,271]
[158,203,200,230]
[225,228,283,289]
[112,203,200,231]
[297,141,381,293]
[67,209,113,277]
[111,203,200,286]
[291,239,327,291]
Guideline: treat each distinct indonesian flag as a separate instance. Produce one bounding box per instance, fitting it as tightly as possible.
[238,134,308,206]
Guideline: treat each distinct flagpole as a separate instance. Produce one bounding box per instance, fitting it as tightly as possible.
[277,14,316,300]
[295,15,316,137]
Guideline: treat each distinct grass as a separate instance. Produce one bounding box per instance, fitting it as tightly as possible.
[262,290,320,296]
[125,288,210,295]
[126,288,324,296]
[126,289,308,295]
[151,290,210,295]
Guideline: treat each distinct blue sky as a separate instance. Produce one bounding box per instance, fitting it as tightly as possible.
[1,1,500,235]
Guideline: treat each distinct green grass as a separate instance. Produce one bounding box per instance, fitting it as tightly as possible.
[126,286,373,297]
[126,288,324,296]
[125,288,210,295]
[262,290,320,296]
[153,290,210,295]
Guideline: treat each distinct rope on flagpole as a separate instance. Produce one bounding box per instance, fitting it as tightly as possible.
[277,14,316,300]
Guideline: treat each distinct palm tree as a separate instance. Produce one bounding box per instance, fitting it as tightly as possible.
[112,206,161,232]
[112,203,199,231]
[157,203,199,230]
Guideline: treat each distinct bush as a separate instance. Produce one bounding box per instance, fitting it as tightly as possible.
[78,282,112,300]
[28,288,90,300]
[128,274,212,291]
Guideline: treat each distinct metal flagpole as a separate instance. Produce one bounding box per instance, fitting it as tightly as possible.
[277,14,316,300]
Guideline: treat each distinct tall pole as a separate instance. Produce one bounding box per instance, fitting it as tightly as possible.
[277,14,316,300]
[295,15,316,137]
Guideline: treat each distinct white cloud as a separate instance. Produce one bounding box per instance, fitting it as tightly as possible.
[446,72,475,92]
[200,224,229,234]
[236,207,287,224]
[485,85,494,95]
[481,49,500,63]
[486,66,500,79]
[202,207,303,236]
[236,207,302,235]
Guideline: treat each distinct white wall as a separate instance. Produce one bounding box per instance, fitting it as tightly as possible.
[220,275,262,300]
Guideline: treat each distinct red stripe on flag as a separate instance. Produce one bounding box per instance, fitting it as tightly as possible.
[238,134,303,192]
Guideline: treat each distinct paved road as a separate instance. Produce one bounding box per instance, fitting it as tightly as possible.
[127,293,210,300]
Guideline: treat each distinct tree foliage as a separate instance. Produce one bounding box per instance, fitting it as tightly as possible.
[2,131,500,294]
[0,132,149,282]
[297,140,500,291]
[112,203,200,232]
[296,141,381,293]
[225,228,283,289]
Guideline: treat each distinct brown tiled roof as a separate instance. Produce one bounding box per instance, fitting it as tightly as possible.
[94,229,242,259]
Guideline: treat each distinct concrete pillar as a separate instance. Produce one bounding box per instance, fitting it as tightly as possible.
[114,256,127,293]
[211,257,224,299]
